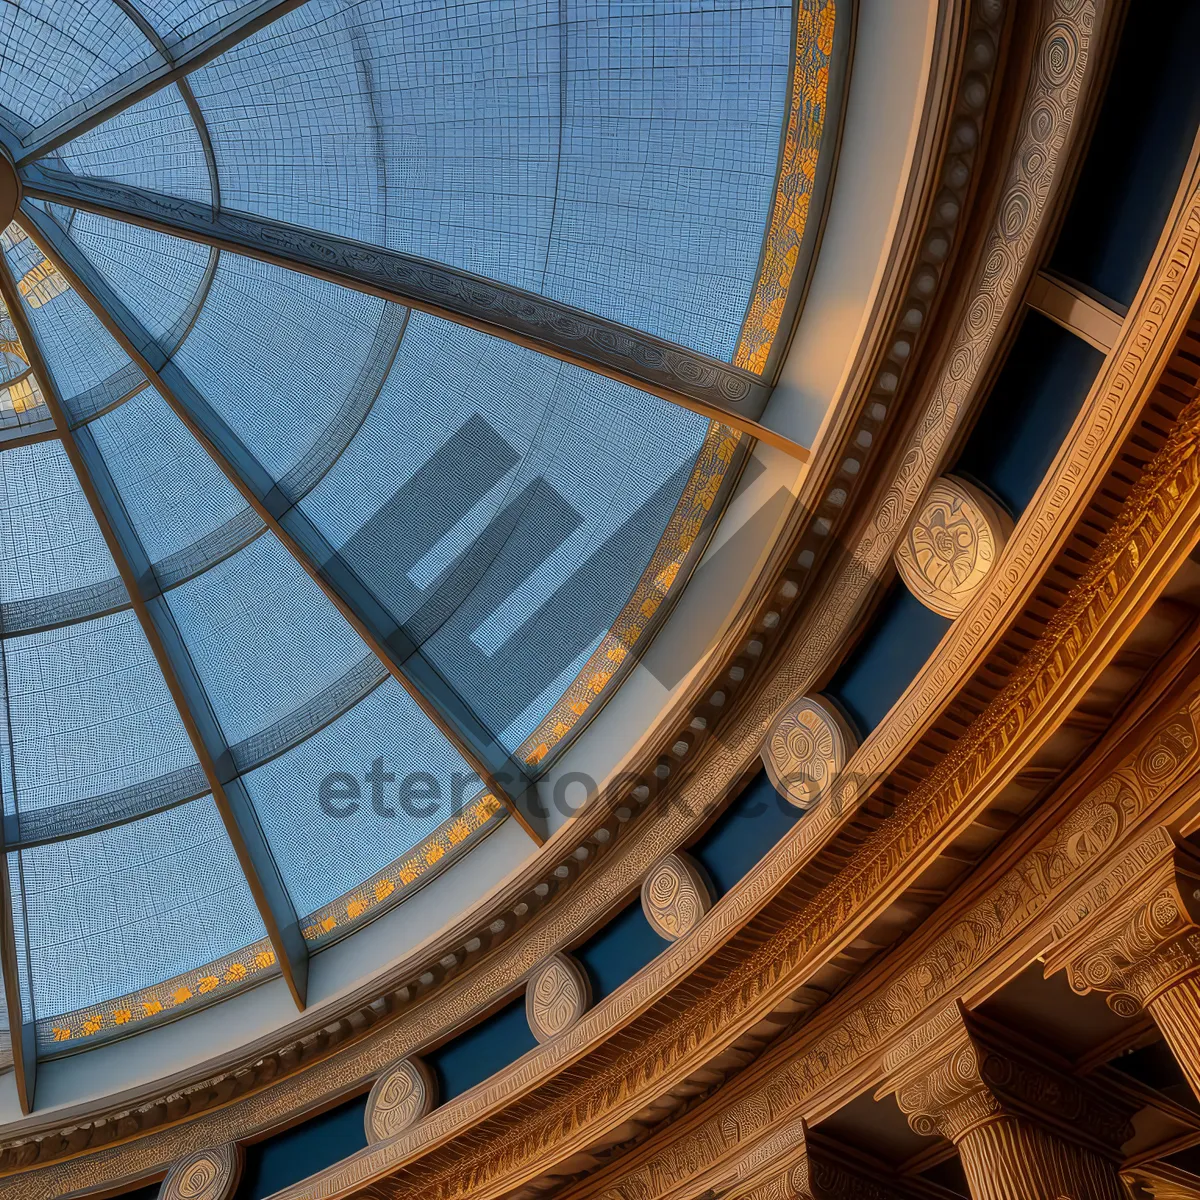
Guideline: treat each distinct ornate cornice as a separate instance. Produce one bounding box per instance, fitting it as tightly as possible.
[583,675,1200,1200]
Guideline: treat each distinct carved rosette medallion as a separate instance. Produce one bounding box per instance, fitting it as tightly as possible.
[525,952,592,1043]
[159,1144,243,1200]
[895,475,1013,617]
[762,693,857,809]
[364,1057,436,1144]
[641,852,714,941]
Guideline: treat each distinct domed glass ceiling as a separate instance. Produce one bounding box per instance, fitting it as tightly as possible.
[0,0,836,1089]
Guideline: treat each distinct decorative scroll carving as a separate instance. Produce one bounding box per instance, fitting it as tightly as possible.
[21,166,771,420]
[158,1143,242,1200]
[364,1058,435,1145]
[762,694,857,809]
[881,1006,1134,1200]
[895,475,1013,617]
[526,953,591,1044]
[641,853,714,941]
[789,1122,907,1200]
[1045,836,1200,1098]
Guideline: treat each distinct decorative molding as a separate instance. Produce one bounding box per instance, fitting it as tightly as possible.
[364,1059,435,1145]
[881,1006,1133,1152]
[894,475,1013,618]
[789,1122,911,1200]
[157,1144,242,1200]
[571,438,1200,1200]
[1044,834,1200,1102]
[525,954,591,1044]
[641,853,715,941]
[762,693,858,809]
[1045,836,1200,1014]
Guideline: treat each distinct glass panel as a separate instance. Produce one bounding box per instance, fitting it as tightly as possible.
[0,1,156,137]
[88,386,261,582]
[133,1,254,50]
[0,439,125,634]
[184,0,795,357]
[2,609,201,827]
[163,533,373,749]
[1,221,144,424]
[242,677,482,917]
[67,210,212,348]
[15,797,266,1040]
[53,84,213,205]
[172,253,401,478]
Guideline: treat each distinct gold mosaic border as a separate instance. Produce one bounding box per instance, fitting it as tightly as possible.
[734,0,837,374]
[517,6,837,768]
[518,422,743,770]
[37,794,505,1054]
[301,791,505,948]
[38,938,279,1055]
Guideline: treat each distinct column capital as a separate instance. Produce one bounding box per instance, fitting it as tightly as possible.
[877,1003,1134,1155]
[1045,836,1200,1015]
[788,1121,918,1200]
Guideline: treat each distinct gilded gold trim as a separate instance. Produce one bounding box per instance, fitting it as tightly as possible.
[37,794,505,1054]
[38,938,278,1056]
[300,791,505,948]
[518,423,744,770]
[735,0,837,373]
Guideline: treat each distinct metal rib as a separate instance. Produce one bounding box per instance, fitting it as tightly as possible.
[20,203,548,843]
[20,166,807,457]
[0,253,310,1010]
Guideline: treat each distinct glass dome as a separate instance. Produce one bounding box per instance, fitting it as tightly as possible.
[0,0,835,1081]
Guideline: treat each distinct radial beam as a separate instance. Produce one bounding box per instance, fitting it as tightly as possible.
[0,844,34,1113]
[19,204,549,843]
[0,256,310,1009]
[20,166,805,458]
[13,1,309,166]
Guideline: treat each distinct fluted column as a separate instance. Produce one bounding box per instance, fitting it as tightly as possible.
[877,1004,1134,1200]
[1044,835,1200,1101]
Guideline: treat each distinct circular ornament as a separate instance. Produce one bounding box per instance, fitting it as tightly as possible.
[895,474,1013,617]
[762,694,857,810]
[159,1144,243,1200]
[364,1056,435,1143]
[641,852,714,941]
[525,952,591,1043]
